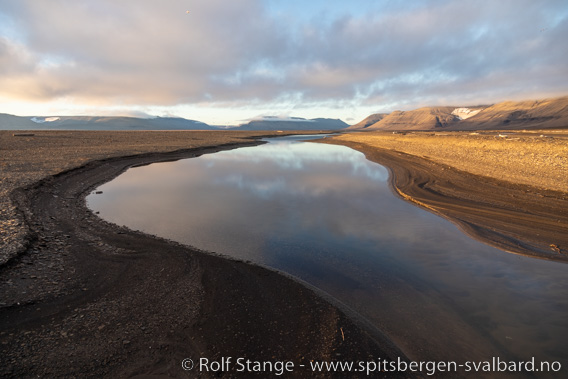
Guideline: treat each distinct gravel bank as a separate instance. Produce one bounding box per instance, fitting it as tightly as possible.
[328,130,568,192]
[321,130,568,262]
[0,130,290,265]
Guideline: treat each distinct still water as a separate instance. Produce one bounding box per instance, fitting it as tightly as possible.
[88,136,567,369]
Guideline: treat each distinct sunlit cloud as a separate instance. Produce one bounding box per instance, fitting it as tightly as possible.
[0,0,566,124]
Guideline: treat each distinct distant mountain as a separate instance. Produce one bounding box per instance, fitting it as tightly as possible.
[351,96,568,131]
[0,113,38,129]
[358,107,458,130]
[1,113,349,131]
[0,114,215,130]
[458,97,568,130]
[236,117,348,131]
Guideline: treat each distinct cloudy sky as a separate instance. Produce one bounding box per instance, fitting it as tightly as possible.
[1,0,567,125]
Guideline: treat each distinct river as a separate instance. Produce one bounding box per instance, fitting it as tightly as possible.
[87,135,567,372]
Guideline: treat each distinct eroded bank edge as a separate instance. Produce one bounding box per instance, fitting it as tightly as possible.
[316,138,568,263]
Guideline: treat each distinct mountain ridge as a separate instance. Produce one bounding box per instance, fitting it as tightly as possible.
[234,117,348,131]
[1,114,349,131]
[354,95,568,130]
[0,114,215,131]
[2,95,567,131]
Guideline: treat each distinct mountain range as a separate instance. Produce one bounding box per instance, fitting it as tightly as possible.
[0,115,215,131]
[1,95,567,131]
[350,96,568,130]
[236,117,348,131]
[0,114,347,131]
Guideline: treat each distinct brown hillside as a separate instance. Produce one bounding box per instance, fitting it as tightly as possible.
[352,95,568,131]
[458,96,568,130]
[347,113,388,129]
[366,106,458,130]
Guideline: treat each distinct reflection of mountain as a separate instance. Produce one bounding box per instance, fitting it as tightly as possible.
[352,96,568,130]
[236,117,348,131]
[0,115,215,130]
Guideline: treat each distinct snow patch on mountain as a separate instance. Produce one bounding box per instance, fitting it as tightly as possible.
[31,117,61,123]
[451,108,482,120]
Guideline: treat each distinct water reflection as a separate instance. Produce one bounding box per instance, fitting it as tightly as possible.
[88,138,568,369]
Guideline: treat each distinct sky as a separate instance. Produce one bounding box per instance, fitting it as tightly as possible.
[0,0,567,125]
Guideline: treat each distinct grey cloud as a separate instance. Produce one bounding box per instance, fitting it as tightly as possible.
[0,0,287,104]
[0,0,566,111]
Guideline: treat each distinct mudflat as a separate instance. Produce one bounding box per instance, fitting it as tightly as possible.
[320,130,568,262]
[0,131,407,378]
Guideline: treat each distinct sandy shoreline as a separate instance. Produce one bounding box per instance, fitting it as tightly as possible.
[0,131,408,378]
[320,130,568,262]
